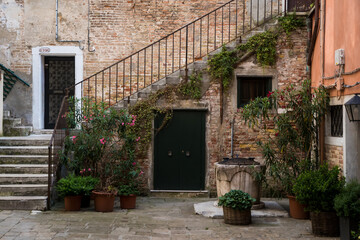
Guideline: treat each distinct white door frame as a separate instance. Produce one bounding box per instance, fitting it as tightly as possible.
[32,46,83,130]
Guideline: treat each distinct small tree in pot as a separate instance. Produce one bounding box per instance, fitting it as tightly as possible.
[218,190,255,225]
[334,180,360,240]
[293,164,345,237]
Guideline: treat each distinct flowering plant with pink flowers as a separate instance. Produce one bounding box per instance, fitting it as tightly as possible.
[60,97,143,193]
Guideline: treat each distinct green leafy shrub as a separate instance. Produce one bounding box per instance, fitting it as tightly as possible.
[292,165,345,212]
[239,31,278,66]
[117,183,140,196]
[334,180,360,218]
[278,13,305,36]
[179,72,202,99]
[56,174,99,198]
[207,46,238,89]
[218,190,255,210]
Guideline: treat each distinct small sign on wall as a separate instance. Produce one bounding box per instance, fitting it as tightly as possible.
[39,47,51,53]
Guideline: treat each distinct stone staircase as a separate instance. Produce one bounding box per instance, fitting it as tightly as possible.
[3,110,32,136]
[0,133,51,210]
[115,22,276,109]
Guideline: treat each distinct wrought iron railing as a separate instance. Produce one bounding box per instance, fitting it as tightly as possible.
[47,0,313,209]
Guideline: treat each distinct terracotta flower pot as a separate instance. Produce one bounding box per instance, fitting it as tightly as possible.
[223,206,251,225]
[288,195,309,219]
[120,195,136,209]
[64,195,82,211]
[93,191,115,212]
[81,195,91,208]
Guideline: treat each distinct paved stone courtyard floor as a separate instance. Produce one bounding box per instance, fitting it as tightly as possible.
[0,197,339,240]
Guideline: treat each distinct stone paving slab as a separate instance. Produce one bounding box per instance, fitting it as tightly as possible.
[0,197,339,240]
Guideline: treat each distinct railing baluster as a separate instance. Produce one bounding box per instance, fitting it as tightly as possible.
[207,14,210,54]
[158,41,160,81]
[179,30,182,68]
[264,0,266,21]
[278,0,280,15]
[222,6,224,45]
[137,53,139,92]
[257,0,259,26]
[243,0,245,34]
[271,0,273,18]
[193,23,195,63]
[172,34,175,73]
[165,37,168,76]
[95,74,97,103]
[130,56,132,96]
[214,10,217,50]
[109,67,111,105]
[123,60,125,99]
[116,64,118,102]
[229,2,231,42]
[185,26,189,81]
[87,76,90,99]
[250,0,253,29]
[151,44,153,84]
[200,18,202,57]
[144,48,146,88]
[236,0,238,37]
[102,71,104,102]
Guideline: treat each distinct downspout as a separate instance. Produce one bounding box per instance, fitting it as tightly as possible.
[56,0,84,50]
[319,0,326,165]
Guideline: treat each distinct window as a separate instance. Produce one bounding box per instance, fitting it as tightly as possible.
[330,105,343,137]
[237,76,272,108]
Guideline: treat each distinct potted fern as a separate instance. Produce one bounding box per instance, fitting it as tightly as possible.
[218,190,255,225]
[56,174,84,211]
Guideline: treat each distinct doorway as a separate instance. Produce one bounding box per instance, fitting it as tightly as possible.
[44,56,75,129]
[154,110,206,190]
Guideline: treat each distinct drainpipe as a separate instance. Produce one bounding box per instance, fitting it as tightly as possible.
[56,0,84,50]
[87,0,95,52]
[230,118,235,159]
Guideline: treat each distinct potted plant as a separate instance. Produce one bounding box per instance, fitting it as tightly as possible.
[241,80,328,219]
[334,180,360,240]
[293,164,345,237]
[56,174,85,211]
[218,190,255,225]
[79,170,99,208]
[118,183,140,209]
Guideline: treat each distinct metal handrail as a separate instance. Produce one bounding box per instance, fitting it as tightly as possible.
[47,0,312,209]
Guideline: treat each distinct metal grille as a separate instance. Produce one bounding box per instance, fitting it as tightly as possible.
[331,105,343,137]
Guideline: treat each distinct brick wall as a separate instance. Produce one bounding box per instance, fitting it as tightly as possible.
[325,144,344,171]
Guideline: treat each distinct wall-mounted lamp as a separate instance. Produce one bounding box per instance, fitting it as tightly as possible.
[345,94,360,122]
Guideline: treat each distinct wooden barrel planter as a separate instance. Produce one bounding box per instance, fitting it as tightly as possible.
[310,211,340,237]
[223,207,251,225]
[215,158,265,208]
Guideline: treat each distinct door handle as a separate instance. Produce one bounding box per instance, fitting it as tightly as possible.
[168,150,172,157]
[186,151,190,157]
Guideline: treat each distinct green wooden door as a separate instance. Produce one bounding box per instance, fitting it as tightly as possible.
[154,110,205,190]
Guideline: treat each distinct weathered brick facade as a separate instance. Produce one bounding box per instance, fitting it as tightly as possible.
[325,144,344,170]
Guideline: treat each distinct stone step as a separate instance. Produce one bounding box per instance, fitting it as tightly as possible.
[4,126,33,137]
[31,129,54,135]
[0,135,51,146]
[0,146,48,155]
[0,174,48,184]
[0,184,47,196]
[0,164,48,174]
[0,155,48,164]
[3,118,22,127]
[150,190,210,198]
[0,196,47,210]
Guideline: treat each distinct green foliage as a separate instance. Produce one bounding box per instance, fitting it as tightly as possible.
[179,72,202,99]
[56,174,99,198]
[241,80,329,194]
[207,46,238,89]
[334,180,360,218]
[292,165,345,212]
[351,224,360,240]
[239,31,278,66]
[117,183,140,196]
[278,13,305,37]
[218,190,255,210]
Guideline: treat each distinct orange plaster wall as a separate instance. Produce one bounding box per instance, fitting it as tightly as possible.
[311,0,360,96]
